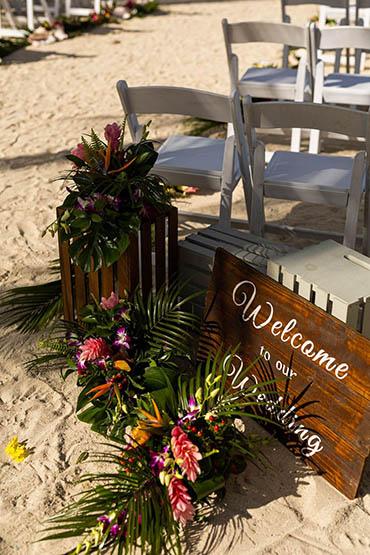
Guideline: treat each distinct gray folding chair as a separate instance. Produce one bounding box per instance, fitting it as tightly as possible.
[311,24,370,153]
[281,0,350,68]
[222,20,312,153]
[243,97,370,254]
[116,81,252,228]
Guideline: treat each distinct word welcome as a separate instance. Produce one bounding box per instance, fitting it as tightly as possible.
[224,354,323,457]
[232,281,349,380]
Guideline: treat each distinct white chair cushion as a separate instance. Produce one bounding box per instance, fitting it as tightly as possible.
[239,67,299,99]
[323,73,370,104]
[264,150,357,205]
[155,135,226,176]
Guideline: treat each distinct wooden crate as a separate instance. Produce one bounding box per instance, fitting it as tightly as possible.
[58,207,178,321]
[178,225,295,315]
[267,239,370,339]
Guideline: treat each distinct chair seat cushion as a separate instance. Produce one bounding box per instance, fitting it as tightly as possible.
[152,134,240,190]
[156,135,226,176]
[239,67,300,99]
[323,73,370,104]
[264,151,357,205]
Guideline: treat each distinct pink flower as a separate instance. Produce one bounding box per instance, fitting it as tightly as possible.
[70,143,86,166]
[100,292,119,310]
[171,426,202,482]
[79,338,110,363]
[104,123,121,152]
[168,477,195,526]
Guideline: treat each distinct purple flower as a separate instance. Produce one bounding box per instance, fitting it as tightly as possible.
[98,515,111,533]
[176,397,199,425]
[149,450,165,476]
[110,524,120,537]
[113,327,130,350]
[133,188,141,203]
[104,123,121,152]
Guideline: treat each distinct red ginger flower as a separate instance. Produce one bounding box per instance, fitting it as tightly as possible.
[171,425,202,482]
[79,337,110,363]
[168,477,195,526]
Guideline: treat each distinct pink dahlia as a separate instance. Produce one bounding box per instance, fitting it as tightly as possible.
[79,338,110,363]
[168,477,195,526]
[100,292,119,310]
[104,123,121,152]
[171,426,202,482]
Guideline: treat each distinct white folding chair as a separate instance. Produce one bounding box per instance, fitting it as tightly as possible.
[243,97,370,254]
[281,0,350,68]
[311,24,370,152]
[222,20,311,152]
[116,81,252,228]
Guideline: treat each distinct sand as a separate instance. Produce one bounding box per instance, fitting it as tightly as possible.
[0,1,369,553]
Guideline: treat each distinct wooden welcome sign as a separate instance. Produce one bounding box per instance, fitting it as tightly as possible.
[201,248,370,499]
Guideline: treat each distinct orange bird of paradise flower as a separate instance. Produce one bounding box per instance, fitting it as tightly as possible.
[130,400,165,448]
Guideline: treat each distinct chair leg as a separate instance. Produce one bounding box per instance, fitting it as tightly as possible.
[343,152,365,250]
[249,141,265,236]
[309,61,325,155]
[219,136,235,228]
[363,177,370,256]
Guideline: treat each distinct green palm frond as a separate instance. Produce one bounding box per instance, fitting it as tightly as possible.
[40,444,182,555]
[0,279,63,333]
[132,279,203,360]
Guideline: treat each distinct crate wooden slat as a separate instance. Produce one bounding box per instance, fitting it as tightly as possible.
[58,207,178,320]
[267,240,370,339]
[178,225,294,314]
[140,219,153,301]
[155,214,166,291]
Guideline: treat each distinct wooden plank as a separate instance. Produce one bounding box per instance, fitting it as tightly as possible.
[201,248,370,499]
[155,214,166,292]
[101,263,114,298]
[88,267,100,303]
[168,207,178,283]
[56,208,74,322]
[74,265,87,318]
[140,220,152,300]
[117,235,139,297]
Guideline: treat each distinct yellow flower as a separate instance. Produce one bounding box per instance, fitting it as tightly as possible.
[6,437,30,463]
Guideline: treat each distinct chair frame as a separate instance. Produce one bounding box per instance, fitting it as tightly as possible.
[244,97,370,254]
[116,81,252,228]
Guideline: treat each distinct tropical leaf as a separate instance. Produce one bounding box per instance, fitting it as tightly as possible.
[39,444,182,554]
[0,279,63,333]
[131,278,203,361]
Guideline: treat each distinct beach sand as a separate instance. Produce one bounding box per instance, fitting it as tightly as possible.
[0,1,369,553]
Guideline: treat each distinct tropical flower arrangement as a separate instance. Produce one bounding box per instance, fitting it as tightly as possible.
[45,120,171,272]
[27,282,276,554]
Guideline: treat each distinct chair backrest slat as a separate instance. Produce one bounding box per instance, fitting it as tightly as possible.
[283,0,348,6]
[315,25,370,50]
[224,21,307,48]
[117,81,233,123]
[245,100,369,139]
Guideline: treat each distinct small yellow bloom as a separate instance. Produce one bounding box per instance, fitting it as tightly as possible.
[6,437,30,463]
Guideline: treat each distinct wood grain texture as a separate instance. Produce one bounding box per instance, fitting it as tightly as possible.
[155,214,166,291]
[57,208,74,322]
[140,220,153,300]
[201,248,370,499]
[117,234,139,297]
[168,206,178,281]
[101,263,114,298]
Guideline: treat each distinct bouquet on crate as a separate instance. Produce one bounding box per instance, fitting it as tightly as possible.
[45,120,171,273]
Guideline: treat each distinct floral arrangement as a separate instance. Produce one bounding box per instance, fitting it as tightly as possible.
[45,120,171,272]
[29,283,276,554]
